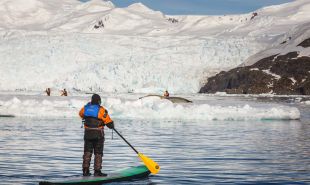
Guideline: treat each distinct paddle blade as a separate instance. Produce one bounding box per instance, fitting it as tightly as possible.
[138,153,160,174]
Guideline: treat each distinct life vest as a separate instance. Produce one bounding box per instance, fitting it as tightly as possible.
[83,103,104,128]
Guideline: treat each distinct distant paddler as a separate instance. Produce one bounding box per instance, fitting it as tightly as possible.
[45,88,51,96]
[163,90,169,98]
[139,92,192,103]
[61,88,68,96]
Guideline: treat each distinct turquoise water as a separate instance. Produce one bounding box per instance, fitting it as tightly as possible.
[0,101,309,185]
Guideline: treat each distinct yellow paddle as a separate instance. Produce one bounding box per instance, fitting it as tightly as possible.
[113,128,160,174]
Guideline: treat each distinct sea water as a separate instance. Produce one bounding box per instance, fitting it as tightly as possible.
[0,95,309,185]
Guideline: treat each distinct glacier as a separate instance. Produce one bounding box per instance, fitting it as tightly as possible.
[0,33,264,93]
[0,0,310,93]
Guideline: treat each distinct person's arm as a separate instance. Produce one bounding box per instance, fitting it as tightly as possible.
[79,107,85,119]
[98,107,114,129]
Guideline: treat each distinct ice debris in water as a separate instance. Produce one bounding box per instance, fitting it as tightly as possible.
[0,96,300,120]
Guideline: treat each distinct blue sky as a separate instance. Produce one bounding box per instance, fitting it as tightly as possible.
[80,0,293,15]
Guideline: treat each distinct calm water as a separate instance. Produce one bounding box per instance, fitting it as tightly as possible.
[0,105,310,184]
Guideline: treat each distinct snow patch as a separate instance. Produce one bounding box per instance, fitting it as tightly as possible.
[242,22,310,67]
[250,68,259,71]
[267,82,274,88]
[298,47,310,57]
[289,77,297,85]
[262,70,281,80]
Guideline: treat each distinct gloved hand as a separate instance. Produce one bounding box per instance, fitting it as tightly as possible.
[106,122,114,129]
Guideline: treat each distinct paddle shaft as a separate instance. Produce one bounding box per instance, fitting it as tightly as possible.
[113,128,139,154]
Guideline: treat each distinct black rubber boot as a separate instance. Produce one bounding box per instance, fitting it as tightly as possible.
[94,170,107,177]
[83,168,91,176]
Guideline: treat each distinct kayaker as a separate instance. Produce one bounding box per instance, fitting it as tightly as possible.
[61,88,67,96]
[163,90,169,98]
[79,94,114,177]
[45,88,51,96]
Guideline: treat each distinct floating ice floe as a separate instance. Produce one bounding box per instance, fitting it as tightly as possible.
[0,96,300,120]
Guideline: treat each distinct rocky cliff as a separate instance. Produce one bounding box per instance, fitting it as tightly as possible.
[199,38,310,95]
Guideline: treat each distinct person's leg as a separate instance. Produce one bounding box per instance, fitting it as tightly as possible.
[82,139,93,176]
[93,137,106,176]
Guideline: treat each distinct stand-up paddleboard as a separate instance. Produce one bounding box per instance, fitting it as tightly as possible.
[39,165,150,185]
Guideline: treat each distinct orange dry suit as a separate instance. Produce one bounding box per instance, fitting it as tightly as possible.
[79,103,113,140]
[79,103,113,171]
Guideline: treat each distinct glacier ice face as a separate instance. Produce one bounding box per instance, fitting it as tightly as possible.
[0,33,265,93]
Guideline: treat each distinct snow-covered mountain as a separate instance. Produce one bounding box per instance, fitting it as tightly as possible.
[0,0,309,93]
[1,0,309,36]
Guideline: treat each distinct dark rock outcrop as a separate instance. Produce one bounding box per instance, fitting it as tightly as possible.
[94,20,104,29]
[167,18,178,23]
[201,68,274,94]
[199,37,310,95]
[250,12,258,20]
[298,38,310,48]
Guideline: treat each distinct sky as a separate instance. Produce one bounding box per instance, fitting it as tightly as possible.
[80,0,293,15]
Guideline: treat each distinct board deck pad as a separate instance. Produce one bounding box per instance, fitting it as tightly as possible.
[39,165,150,185]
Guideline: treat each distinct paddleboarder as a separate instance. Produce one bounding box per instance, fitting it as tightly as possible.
[79,94,114,177]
